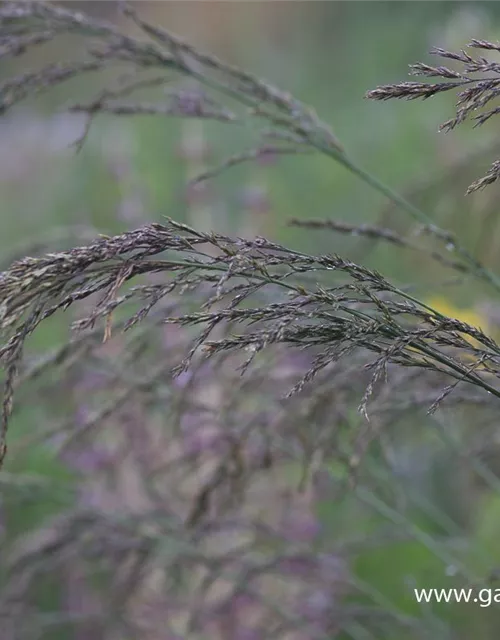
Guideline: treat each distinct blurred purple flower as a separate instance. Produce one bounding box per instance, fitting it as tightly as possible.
[298,588,332,622]
[173,369,193,390]
[74,404,92,427]
[203,593,259,640]
[60,445,114,473]
[63,568,103,640]
[278,554,318,579]
[317,553,348,586]
[182,425,228,457]
[281,507,321,543]
[233,628,262,640]
[162,324,188,350]
[77,369,110,393]
[179,409,202,432]
[78,485,108,511]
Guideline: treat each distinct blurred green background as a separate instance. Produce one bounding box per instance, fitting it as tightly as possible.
[4,2,500,638]
[3,0,500,295]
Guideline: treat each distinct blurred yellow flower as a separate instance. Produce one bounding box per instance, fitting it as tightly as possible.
[426,296,489,334]
[403,296,494,369]
[424,296,492,350]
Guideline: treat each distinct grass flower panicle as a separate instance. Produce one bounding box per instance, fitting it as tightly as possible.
[2,3,500,639]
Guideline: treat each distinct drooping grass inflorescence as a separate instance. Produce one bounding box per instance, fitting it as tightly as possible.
[2,3,500,638]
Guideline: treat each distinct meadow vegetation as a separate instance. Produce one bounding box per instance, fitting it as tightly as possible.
[2,2,500,639]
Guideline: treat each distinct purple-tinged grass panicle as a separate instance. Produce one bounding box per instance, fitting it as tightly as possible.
[367,39,500,193]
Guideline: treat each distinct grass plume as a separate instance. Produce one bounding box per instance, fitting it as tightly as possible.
[2,3,500,638]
